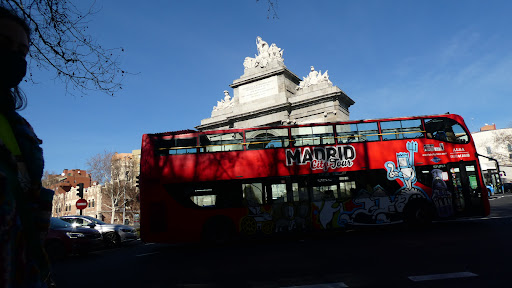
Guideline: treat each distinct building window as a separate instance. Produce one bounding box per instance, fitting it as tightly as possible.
[92,199,95,208]
[508,144,512,152]
[486,146,492,154]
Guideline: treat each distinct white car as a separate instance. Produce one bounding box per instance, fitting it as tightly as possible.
[60,215,138,247]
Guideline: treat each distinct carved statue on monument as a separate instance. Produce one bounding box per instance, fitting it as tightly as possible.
[213,90,234,112]
[243,36,284,69]
[296,66,333,90]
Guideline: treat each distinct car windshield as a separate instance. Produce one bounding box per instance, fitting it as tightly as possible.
[50,217,72,229]
[83,216,107,225]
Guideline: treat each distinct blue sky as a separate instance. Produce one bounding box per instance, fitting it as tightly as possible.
[18,0,512,174]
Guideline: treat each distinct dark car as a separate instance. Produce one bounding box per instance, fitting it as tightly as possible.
[45,217,103,259]
[60,215,138,247]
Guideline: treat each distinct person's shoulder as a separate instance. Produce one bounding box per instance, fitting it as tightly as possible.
[9,111,42,145]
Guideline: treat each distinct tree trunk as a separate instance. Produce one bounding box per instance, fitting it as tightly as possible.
[111,199,116,224]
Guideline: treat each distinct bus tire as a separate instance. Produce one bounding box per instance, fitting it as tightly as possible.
[404,200,433,227]
[201,216,236,245]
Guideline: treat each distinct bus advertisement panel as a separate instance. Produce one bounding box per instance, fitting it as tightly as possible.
[139,114,490,243]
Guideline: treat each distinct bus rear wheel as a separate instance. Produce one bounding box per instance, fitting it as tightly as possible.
[201,216,235,245]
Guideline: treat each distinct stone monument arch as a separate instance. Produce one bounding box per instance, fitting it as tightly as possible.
[196,37,355,131]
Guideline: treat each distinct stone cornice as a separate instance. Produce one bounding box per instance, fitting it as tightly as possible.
[230,66,300,88]
[290,89,355,109]
[196,102,290,131]
[226,102,289,122]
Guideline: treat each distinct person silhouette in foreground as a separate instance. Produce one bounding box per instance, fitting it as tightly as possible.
[0,6,55,288]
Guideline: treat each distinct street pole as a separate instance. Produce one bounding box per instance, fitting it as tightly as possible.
[123,171,128,225]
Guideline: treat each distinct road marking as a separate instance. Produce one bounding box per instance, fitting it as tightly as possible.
[408,272,478,282]
[283,282,349,288]
[438,215,512,223]
[480,215,512,220]
[135,252,159,257]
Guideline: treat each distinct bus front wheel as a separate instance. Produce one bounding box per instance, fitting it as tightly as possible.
[404,200,433,227]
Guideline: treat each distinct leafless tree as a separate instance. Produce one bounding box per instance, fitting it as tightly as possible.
[1,0,126,96]
[41,170,59,188]
[86,150,114,185]
[87,151,139,224]
[491,132,512,165]
[257,0,279,19]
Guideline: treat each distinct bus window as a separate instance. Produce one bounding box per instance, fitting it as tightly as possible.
[292,182,309,202]
[339,176,356,200]
[311,177,339,201]
[291,125,335,147]
[155,137,197,155]
[381,120,424,140]
[271,183,288,203]
[166,182,243,209]
[401,120,424,139]
[425,118,469,144]
[191,189,217,207]
[200,132,244,152]
[243,183,264,206]
[336,122,379,143]
[245,128,290,150]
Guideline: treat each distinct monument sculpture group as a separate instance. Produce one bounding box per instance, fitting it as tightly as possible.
[197,37,355,131]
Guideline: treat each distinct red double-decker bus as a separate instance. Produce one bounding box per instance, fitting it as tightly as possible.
[139,113,490,243]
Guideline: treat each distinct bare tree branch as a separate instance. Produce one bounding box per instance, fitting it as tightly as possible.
[86,150,114,184]
[87,151,139,223]
[491,132,512,164]
[256,0,279,19]
[2,0,127,96]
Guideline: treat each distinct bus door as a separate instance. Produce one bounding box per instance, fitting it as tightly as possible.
[447,161,483,216]
[287,176,310,232]
[309,175,343,230]
[266,177,309,233]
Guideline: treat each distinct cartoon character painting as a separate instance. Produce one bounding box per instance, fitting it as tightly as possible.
[385,141,419,191]
[431,169,454,217]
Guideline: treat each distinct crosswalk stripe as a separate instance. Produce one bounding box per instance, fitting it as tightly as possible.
[283,282,349,288]
[408,271,478,282]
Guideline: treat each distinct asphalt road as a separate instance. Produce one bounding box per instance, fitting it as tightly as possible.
[51,194,512,288]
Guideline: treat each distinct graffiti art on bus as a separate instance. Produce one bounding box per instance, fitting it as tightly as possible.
[240,202,311,235]
[311,141,429,229]
[431,168,454,218]
[273,203,309,232]
[311,187,426,228]
[240,204,274,235]
[385,141,420,191]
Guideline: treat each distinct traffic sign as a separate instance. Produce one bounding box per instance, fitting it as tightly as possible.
[76,199,88,210]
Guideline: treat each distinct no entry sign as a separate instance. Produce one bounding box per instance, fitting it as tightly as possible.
[76,198,87,210]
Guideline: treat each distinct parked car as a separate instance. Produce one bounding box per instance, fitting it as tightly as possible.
[45,217,103,259]
[60,215,138,247]
[504,183,512,193]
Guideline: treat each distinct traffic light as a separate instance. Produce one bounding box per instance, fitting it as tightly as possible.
[76,183,84,199]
